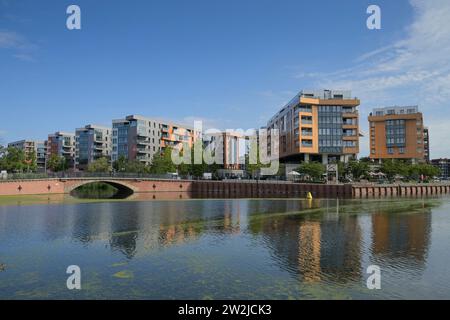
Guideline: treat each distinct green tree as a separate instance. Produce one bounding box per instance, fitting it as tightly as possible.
[24,149,37,172]
[359,157,371,163]
[87,157,111,173]
[124,160,150,174]
[276,163,286,177]
[47,154,67,172]
[189,141,208,178]
[408,163,440,181]
[347,160,370,181]
[112,155,150,174]
[0,147,27,172]
[0,145,5,169]
[150,147,177,174]
[380,159,409,181]
[113,155,128,172]
[245,140,264,178]
[297,162,326,181]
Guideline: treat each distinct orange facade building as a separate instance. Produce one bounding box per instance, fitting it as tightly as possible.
[368,106,428,163]
[112,115,199,166]
[267,90,360,164]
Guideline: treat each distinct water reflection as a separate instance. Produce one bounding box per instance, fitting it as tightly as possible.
[371,205,432,268]
[247,199,363,284]
[0,196,445,299]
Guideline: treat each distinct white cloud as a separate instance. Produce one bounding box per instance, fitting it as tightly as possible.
[12,53,35,62]
[178,116,224,130]
[0,30,37,61]
[0,30,23,48]
[298,0,450,158]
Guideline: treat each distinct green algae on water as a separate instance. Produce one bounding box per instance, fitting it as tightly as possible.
[113,270,134,279]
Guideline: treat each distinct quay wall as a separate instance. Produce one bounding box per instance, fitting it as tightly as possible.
[352,184,450,198]
[0,178,449,198]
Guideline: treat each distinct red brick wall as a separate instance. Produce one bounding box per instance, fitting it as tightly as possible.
[0,179,66,196]
[0,179,194,196]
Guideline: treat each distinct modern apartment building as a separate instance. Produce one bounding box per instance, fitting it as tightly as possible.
[267,89,360,164]
[368,106,428,163]
[112,115,198,166]
[431,158,449,180]
[203,131,245,178]
[424,127,430,163]
[204,131,243,170]
[35,140,48,171]
[47,132,76,169]
[7,140,48,170]
[75,125,112,170]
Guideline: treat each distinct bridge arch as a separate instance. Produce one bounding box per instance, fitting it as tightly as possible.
[67,180,136,199]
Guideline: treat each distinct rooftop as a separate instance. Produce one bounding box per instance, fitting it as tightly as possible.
[371,106,420,117]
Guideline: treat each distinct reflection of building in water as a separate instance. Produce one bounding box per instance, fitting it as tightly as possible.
[158,223,204,246]
[371,208,431,266]
[249,201,362,283]
[298,222,321,282]
[109,203,142,259]
[216,201,241,234]
[319,217,362,282]
[60,199,244,259]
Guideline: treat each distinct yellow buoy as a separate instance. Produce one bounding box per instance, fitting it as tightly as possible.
[306,192,313,199]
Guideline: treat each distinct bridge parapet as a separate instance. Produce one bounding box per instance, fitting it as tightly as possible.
[0,178,194,196]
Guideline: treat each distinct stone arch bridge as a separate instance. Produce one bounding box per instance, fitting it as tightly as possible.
[0,178,194,196]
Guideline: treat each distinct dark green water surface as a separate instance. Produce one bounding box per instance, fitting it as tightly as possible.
[0,195,449,299]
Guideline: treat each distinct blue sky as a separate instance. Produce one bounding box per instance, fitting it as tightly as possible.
[1,0,449,158]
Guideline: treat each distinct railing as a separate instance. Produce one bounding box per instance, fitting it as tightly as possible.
[0,172,185,181]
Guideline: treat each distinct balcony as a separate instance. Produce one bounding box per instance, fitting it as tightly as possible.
[93,145,105,151]
[301,139,313,148]
[137,148,152,154]
[343,147,359,154]
[137,155,150,161]
[342,112,358,118]
[137,139,151,146]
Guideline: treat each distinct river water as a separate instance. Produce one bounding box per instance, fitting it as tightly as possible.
[0,195,449,299]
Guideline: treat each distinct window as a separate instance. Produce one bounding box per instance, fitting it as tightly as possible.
[388,148,394,154]
[399,147,405,154]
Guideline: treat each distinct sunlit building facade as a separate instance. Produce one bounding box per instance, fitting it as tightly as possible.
[8,139,48,171]
[267,89,360,164]
[47,132,76,169]
[369,106,428,163]
[112,115,198,166]
[75,125,112,170]
[431,158,450,180]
